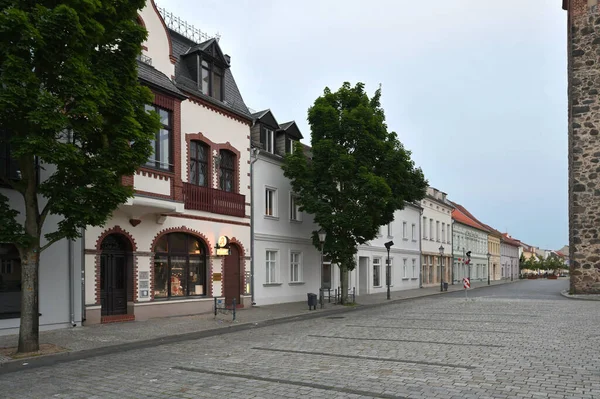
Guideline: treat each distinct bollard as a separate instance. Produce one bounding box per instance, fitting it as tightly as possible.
[214,297,217,317]
[232,297,236,321]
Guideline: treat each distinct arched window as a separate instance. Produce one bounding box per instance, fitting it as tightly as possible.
[189,141,209,186]
[153,233,207,299]
[219,149,235,192]
[0,243,21,319]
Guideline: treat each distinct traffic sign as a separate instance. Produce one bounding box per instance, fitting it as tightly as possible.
[463,277,470,289]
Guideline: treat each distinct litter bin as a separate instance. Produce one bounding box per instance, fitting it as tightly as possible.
[307,293,318,310]
[443,282,448,291]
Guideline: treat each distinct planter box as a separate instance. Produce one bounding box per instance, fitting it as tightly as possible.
[547,275,558,280]
[527,276,538,279]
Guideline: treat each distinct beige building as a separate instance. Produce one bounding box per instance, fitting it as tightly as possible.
[483,225,502,281]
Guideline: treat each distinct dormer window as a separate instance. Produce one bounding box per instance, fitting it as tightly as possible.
[261,127,274,153]
[200,60,223,101]
[285,136,295,154]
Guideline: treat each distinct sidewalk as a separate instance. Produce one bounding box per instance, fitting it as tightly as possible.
[0,279,516,367]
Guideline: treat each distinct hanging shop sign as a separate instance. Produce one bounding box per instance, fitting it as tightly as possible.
[216,235,230,256]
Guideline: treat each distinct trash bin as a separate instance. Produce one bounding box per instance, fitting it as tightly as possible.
[307,293,317,310]
[443,282,448,291]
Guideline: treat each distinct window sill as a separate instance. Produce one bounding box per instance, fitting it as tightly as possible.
[373,285,382,288]
[264,215,279,221]
[288,282,305,286]
[411,278,418,280]
[403,238,408,241]
[412,239,417,242]
[387,235,393,239]
[263,282,282,287]
[140,165,175,176]
[290,219,302,224]
[402,278,410,281]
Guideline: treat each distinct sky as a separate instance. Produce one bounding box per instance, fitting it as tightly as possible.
[158,0,568,250]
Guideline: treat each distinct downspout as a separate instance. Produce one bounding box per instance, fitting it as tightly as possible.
[81,227,86,323]
[418,207,423,288]
[451,219,454,284]
[250,146,259,306]
[68,235,75,327]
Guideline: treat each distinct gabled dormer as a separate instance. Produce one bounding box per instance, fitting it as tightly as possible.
[277,121,303,155]
[251,109,279,154]
[181,38,229,101]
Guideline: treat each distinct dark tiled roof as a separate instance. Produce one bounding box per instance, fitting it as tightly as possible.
[168,30,251,119]
[137,60,185,98]
[251,110,269,119]
[279,121,293,130]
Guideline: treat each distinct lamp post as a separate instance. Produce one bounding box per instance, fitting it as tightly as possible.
[318,229,326,306]
[510,257,514,281]
[439,245,445,292]
[384,241,394,300]
[487,252,491,285]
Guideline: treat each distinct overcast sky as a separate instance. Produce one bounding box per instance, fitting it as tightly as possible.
[158,0,568,250]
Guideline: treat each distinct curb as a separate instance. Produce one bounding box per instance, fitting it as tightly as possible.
[0,281,515,375]
[559,290,600,301]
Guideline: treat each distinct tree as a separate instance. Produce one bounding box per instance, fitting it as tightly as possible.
[0,1,159,353]
[283,82,427,303]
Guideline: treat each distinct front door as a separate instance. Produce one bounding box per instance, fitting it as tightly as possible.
[223,245,241,306]
[100,252,127,316]
[322,263,332,289]
[358,257,368,295]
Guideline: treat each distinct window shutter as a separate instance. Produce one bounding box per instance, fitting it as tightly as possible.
[260,127,266,149]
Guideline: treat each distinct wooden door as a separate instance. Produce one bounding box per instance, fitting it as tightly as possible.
[223,245,240,306]
[100,252,127,316]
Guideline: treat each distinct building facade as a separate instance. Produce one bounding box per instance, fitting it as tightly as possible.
[451,202,489,283]
[419,188,453,287]
[501,233,520,280]
[250,110,322,306]
[354,204,422,295]
[83,1,252,324]
[482,225,502,281]
[562,0,600,293]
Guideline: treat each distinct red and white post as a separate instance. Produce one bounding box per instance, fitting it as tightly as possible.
[463,277,470,299]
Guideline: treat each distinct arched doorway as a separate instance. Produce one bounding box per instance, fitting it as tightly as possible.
[223,244,241,306]
[152,233,208,299]
[100,234,132,316]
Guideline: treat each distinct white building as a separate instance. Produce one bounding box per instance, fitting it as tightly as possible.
[451,202,489,283]
[501,233,520,280]
[354,203,422,295]
[419,187,453,288]
[83,1,252,324]
[250,110,322,306]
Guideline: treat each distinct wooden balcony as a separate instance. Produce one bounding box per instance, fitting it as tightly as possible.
[183,183,245,218]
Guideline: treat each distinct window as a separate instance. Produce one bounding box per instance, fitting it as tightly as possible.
[266,250,277,283]
[373,257,381,287]
[153,233,207,299]
[442,223,446,243]
[290,252,301,282]
[447,227,451,244]
[145,104,172,171]
[412,224,416,241]
[200,59,223,101]
[261,127,274,153]
[403,258,407,278]
[412,259,416,278]
[189,141,209,186]
[285,136,295,154]
[290,194,301,221]
[423,217,427,238]
[402,222,407,239]
[219,149,235,192]
[0,129,20,182]
[265,188,276,216]
[436,221,440,242]
[0,244,20,319]
[387,223,392,237]
[429,219,433,240]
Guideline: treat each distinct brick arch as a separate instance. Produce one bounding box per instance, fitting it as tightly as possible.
[149,226,213,255]
[96,226,138,252]
[227,237,246,257]
[227,237,247,299]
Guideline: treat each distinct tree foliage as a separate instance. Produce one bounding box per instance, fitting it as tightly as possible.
[283,82,427,301]
[0,0,159,352]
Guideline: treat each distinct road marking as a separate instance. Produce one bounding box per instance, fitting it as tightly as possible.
[402,312,542,317]
[380,317,532,324]
[345,324,521,334]
[173,366,410,399]
[251,347,476,369]
[307,334,506,348]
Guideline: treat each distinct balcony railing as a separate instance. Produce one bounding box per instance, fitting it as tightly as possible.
[183,183,245,218]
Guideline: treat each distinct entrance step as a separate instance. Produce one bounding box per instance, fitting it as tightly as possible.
[101,314,135,324]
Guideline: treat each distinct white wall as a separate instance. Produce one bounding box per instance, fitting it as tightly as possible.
[139,0,174,78]
[420,192,453,256]
[452,222,489,282]
[500,242,519,279]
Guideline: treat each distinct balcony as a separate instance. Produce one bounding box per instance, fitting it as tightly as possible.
[183,183,245,218]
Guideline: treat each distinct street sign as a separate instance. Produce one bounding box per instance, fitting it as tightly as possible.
[463,277,470,289]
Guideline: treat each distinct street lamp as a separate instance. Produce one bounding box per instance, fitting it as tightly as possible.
[486,252,491,285]
[510,258,514,281]
[384,241,394,300]
[439,245,445,292]
[318,229,326,306]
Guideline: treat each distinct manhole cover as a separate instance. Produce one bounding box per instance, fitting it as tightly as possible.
[326,316,345,319]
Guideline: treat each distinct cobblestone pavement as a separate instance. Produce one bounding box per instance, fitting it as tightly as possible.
[3,279,595,399]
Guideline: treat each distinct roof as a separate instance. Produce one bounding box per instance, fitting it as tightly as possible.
[169,30,251,119]
[562,0,568,10]
[501,233,521,247]
[137,60,186,99]
[278,121,303,140]
[482,223,503,238]
[450,202,488,232]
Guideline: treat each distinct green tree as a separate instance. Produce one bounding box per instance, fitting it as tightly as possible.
[0,0,159,353]
[283,82,427,303]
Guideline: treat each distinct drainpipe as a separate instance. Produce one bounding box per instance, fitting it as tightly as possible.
[418,207,423,288]
[68,237,76,327]
[451,219,454,284]
[250,147,259,306]
[81,227,86,323]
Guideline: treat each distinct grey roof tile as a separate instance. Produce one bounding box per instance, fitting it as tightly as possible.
[136,60,185,98]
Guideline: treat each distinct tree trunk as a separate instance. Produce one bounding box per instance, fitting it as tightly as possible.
[340,265,348,305]
[18,248,40,353]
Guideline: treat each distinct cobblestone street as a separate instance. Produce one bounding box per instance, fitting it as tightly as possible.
[2,279,596,399]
